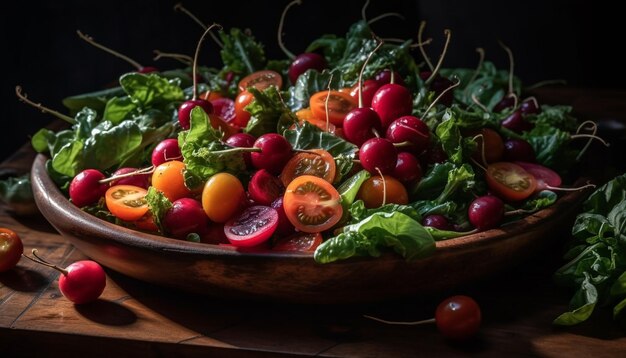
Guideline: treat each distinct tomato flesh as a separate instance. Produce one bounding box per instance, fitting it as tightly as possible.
[105,185,149,222]
[283,175,342,233]
[280,149,336,187]
[224,206,278,247]
[238,70,282,92]
[273,232,323,253]
[309,91,357,127]
[486,162,537,201]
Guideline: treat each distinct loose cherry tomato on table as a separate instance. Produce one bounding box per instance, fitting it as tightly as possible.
[238,70,283,92]
[309,91,357,127]
[280,149,336,187]
[105,185,149,222]
[0,228,23,272]
[485,162,537,201]
[283,175,343,233]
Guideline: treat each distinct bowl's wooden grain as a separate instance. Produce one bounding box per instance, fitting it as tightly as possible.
[31,154,591,303]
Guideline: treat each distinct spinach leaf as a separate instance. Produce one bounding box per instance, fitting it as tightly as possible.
[553,173,626,325]
[62,86,126,116]
[349,200,421,223]
[523,122,577,170]
[305,34,346,67]
[410,162,455,200]
[522,190,558,212]
[103,96,137,124]
[314,211,435,263]
[337,170,370,223]
[180,107,246,189]
[219,28,266,75]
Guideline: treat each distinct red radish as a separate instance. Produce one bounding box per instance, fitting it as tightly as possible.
[392,152,422,184]
[348,79,380,108]
[108,167,151,189]
[514,161,561,191]
[69,169,108,207]
[151,138,182,167]
[163,198,209,240]
[421,215,451,230]
[251,133,293,175]
[520,97,541,115]
[177,24,222,129]
[278,0,327,84]
[76,30,158,74]
[248,169,284,206]
[271,197,296,237]
[225,133,256,167]
[22,249,106,304]
[210,97,236,122]
[224,206,279,247]
[371,83,413,128]
[468,195,504,230]
[374,69,405,86]
[501,110,533,133]
[385,115,431,155]
[359,137,398,175]
[493,41,518,113]
[503,139,536,162]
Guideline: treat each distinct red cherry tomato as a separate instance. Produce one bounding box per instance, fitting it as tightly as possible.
[435,295,482,341]
[279,149,336,187]
[105,185,149,222]
[234,90,255,128]
[238,70,283,92]
[272,232,323,253]
[309,91,357,127]
[0,228,23,272]
[283,175,343,233]
[485,162,537,201]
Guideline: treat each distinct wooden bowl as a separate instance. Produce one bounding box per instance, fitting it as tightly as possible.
[31,154,590,303]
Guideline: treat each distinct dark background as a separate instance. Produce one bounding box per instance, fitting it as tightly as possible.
[2,0,623,161]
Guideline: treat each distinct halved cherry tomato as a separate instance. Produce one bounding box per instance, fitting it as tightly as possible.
[283,175,343,233]
[514,161,562,191]
[280,149,336,187]
[238,70,283,92]
[486,162,537,201]
[105,185,149,222]
[151,160,193,201]
[356,175,408,208]
[202,172,245,223]
[295,108,316,121]
[309,91,357,127]
[233,90,255,128]
[273,232,323,252]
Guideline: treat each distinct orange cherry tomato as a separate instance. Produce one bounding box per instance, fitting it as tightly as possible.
[105,185,149,222]
[272,232,323,252]
[338,87,352,94]
[471,128,504,165]
[309,90,357,127]
[486,162,537,201]
[151,160,192,201]
[295,108,316,121]
[0,228,23,272]
[357,175,408,208]
[280,149,336,187]
[202,173,245,223]
[283,175,343,233]
[238,70,283,92]
[234,90,255,128]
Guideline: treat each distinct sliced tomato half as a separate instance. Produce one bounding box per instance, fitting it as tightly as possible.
[283,175,343,233]
[105,185,149,221]
[272,232,323,253]
[238,70,283,92]
[309,90,357,127]
[486,162,537,201]
[279,149,336,187]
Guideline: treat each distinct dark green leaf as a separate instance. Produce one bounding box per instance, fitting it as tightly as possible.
[103,96,137,124]
[522,190,558,212]
[219,28,266,75]
[554,273,598,326]
[62,86,125,116]
[244,86,295,137]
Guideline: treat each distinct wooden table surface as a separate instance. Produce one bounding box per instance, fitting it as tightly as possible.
[1,87,626,357]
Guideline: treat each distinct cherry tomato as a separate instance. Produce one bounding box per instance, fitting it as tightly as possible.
[294,108,337,133]
[486,162,537,201]
[272,232,323,252]
[208,113,239,139]
[283,175,343,233]
[132,213,159,232]
[471,128,504,165]
[199,90,224,101]
[309,91,357,127]
[238,70,283,92]
[59,260,106,304]
[357,175,408,208]
[224,206,278,247]
[280,149,336,187]
[202,173,245,223]
[105,185,149,222]
[151,160,193,202]
[435,295,482,341]
[233,90,255,127]
[0,228,23,272]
